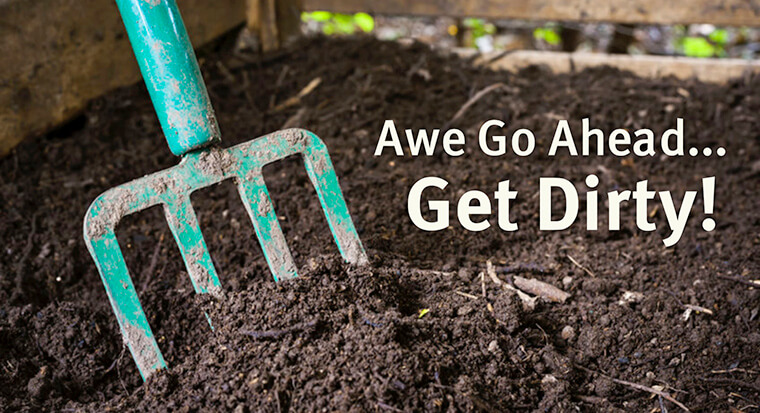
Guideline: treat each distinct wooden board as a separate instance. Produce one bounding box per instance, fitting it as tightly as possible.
[461,49,760,84]
[246,0,303,52]
[303,0,760,26]
[247,0,279,52]
[0,0,246,156]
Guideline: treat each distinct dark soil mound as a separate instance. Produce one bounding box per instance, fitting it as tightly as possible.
[1,36,759,412]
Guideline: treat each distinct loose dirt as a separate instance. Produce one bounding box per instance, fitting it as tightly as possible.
[1,36,759,412]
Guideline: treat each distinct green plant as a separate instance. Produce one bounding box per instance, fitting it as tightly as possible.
[708,28,729,46]
[534,26,561,46]
[463,18,496,41]
[678,27,729,58]
[681,37,717,57]
[301,11,374,35]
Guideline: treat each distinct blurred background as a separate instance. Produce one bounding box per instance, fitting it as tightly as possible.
[299,12,760,58]
[3,0,759,157]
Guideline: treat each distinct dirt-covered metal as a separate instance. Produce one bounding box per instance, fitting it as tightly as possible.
[114,0,220,156]
[84,128,368,379]
[84,0,367,380]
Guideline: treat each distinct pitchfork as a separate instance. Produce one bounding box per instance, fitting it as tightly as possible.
[83,0,367,379]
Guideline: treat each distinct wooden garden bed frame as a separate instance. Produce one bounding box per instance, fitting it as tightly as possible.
[1,0,759,155]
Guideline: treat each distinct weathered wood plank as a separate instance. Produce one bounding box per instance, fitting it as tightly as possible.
[303,0,760,26]
[0,0,246,156]
[462,49,760,83]
[246,0,302,52]
[247,0,280,52]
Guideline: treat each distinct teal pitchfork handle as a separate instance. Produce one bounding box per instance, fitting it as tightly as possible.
[115,0,219,156]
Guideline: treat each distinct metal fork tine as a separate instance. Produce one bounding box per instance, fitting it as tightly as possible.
[163,195,222,295]
[302,138,368,265]
[86,227,167,378]
[237,173,298,282]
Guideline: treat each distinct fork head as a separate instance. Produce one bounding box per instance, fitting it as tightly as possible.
[83,128,368,379]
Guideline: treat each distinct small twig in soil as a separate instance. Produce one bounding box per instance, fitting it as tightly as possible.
[662,289,713,316]
[455,290,479,300]
[413,269,455,277]
[486,261,537,311]
[575,364,690,412]
[241,320,319,340]
[63,178,94,188]
[272,77,322,112]
[683,304,713,315]
[654,381,688,395]
[710,368,758,375]
[567,255,596,277]
[444,83,506,128]
[659,395,668,413]
[715,274,760,288]
[535,323,549,347]
[486,262,503,286]
[1,360,16,377]
[726,391,760,410]
[513,276,570,303]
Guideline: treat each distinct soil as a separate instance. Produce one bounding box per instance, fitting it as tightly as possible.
[1,35,760,412]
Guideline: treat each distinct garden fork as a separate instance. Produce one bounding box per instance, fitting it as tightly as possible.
[83,0,367,380]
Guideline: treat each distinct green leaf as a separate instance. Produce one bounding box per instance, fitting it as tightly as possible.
[534,27,561,45]
[333,13,356,34]
[353,12,374,32]
[463,18,482,28]
[305,11,373,36]
[682,37,715,57]
[305,11,332,22]
[418,308,430,319]
[464,18,489,39]
[708,29,728,46]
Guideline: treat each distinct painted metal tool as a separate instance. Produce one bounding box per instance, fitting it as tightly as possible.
[83,0,368,380]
